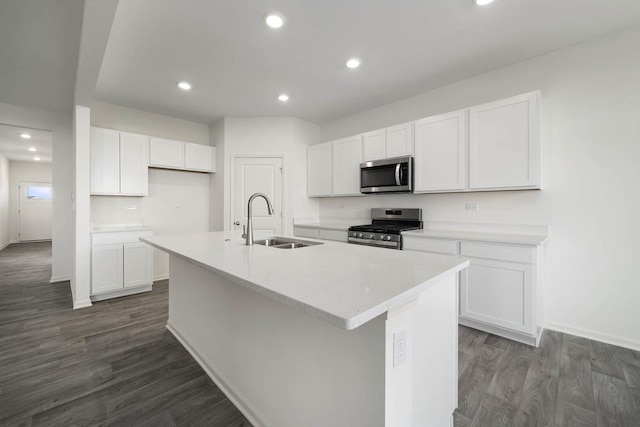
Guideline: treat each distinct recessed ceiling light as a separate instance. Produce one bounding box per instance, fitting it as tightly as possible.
[278,94,289,102]
[265,13,285,29]
[28,147,36,152]
[20,133,31,139]
[475,0,495,5]
[178,81,192,90]
[346,58,361,69]
[33,157,40,161]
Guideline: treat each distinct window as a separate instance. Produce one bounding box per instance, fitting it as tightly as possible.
[27,186,52,200]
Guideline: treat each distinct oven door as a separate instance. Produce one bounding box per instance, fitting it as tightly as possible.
[360,156,413,194]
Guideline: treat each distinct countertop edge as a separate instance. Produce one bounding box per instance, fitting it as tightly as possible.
[141,237,469,330]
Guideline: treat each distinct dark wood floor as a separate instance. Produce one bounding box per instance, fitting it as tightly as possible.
[0,242,251,426]
[1,242,639,426]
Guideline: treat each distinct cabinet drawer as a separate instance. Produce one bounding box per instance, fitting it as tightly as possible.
[318,229,347,242]
[92,230,154,245]
[293,227,319,239]
[403,237,459,255]
[461,241,534,264]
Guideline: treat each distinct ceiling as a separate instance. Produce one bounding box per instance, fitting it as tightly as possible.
[94,0,640,125]
[0,124,52,163]
[0,0,84,114]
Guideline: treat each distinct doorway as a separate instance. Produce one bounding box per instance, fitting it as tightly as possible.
[230,156,284,234]
[18,181,52,242]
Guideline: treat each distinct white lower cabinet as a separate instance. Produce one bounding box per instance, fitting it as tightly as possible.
[91,230,154,301]
[404,235,543,346]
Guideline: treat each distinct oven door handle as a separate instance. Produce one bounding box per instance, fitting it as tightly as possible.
[394,163,401,186]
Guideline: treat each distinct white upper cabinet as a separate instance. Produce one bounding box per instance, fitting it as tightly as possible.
[414,110,467,192]
[307,142,332,197]
[149,138,215,173]
[90,128,120,195]
[185,142,216,172]
[120,132,149,196]
[469,92,541,190]
[362,123,413,162]
[149,137,185,169]
[386,123,413,158]
[332,135,363,196]
[362,129,386,161]
[90,128,148,196]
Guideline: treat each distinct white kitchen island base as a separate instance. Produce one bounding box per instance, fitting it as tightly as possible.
[166,255,458,427]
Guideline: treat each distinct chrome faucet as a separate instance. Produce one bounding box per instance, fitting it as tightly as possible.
[244,193,274,245]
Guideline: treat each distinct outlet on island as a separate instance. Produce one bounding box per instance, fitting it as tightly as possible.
[465,203,480,211]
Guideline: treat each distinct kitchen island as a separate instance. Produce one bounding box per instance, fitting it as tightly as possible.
[142,231,469,427]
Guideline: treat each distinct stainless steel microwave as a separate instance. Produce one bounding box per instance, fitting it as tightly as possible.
[360,156,413,194]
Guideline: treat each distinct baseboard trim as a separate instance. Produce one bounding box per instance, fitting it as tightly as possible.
[50,275,71,283]
[73,299,92,309]
[166,321,270,427]
[459,317,540,347]
[544,321,640,352]
[153,274,169,282]
[0,241,9,252]
[90,285,152,302]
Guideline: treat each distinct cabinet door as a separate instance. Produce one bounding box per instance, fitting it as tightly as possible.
[123,242,153,288]
[414,111,466,193]
[185,143,215,172]
[332,136,362,196]
[149,137,185,169]
[469,92,541,190]
[362,129,386,161]
[307,142,332,197]
[90,127,120,195]
[386,123,413,158]
[91,244,123,294]
[460,258,534,334]
[120,132,149,196]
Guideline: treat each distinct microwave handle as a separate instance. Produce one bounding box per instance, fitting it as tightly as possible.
[395,163,401,186]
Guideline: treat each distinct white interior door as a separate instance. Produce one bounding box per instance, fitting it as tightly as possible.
[18,181,52,242]
[231,157,283,235]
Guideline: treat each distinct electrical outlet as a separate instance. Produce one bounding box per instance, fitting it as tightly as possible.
[393,329,407,367]
[126,204,137,210]
[465,203,480,211]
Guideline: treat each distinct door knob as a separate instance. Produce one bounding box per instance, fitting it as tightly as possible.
[234,221,240,226]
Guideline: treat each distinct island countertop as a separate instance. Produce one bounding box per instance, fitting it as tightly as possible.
[141,231,469,330]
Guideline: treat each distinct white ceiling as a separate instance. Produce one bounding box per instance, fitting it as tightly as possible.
[0,0,84,113]
[94,0,640,125]
[0,124,52,163]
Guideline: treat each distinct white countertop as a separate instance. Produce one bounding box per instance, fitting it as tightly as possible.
[142,231,468,330]
[91,224,154,233]
[403,229,548,245]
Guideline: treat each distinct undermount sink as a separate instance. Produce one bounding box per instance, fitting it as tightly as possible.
[254,237,323,249]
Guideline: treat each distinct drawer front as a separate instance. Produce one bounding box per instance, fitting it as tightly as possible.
[293,226,319,239]
[318,229,348,242]
[92,230,154,245]
[403,237,459,255]
[461,241,534,264]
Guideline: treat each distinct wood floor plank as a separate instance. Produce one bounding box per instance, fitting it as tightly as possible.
[555,400,597,427]
[592,371,640,427]
[590,340,626,381]
[469,393,518,427]
[487,342,532,405]
[514,367,559,426]
[457,344,506,419]
[558,352,596,412]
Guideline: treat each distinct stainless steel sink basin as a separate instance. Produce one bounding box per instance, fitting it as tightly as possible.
[254,237,323,249]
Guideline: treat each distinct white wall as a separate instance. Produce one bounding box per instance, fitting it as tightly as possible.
[0,152,9,249]
[209,119,225,231]
[90,101,211,280]
[318,26,640,350]
[0,102,74,283]
[217,117,320,235]
[8,160,53,243]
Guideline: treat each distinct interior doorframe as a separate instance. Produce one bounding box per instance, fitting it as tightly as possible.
[17,180,52,243]
[228,154,286,233]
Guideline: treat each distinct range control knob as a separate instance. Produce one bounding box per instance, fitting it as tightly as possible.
[385,235,392,241]
[357,232,364,238]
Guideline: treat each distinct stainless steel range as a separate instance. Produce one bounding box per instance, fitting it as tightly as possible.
[348,208,422,250]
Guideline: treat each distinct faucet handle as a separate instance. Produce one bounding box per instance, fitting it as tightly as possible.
[241,225,247,239]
